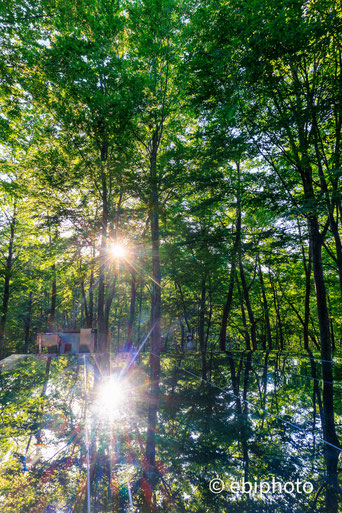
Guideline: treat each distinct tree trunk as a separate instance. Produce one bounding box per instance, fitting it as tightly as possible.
[198,277,206,353]
[258,266,272,350]
[179,318,185,352]
[321,359,340,513]
[0,210,16,358]
[104,275,117,349]
[219,268,235,351]
[235,271,251,351]
[205,275,213,349]
[329,217,342,302]
[327,296,336,353]
[88,247,94,328]
[307,215,341,511]
[48,261,57,331]
[24,291,33,354]
[137,280,143,345]
[239,259,257,351]
[309,219,331,360]
[98,161,109,356]
[269,274,284,351]
[219,163,241,350]
[175,280,191,332]
[127,275,137,346]
[146,143,161,475]
[81,280,90,329]
[303,244,312,351]
[149,147,162,383]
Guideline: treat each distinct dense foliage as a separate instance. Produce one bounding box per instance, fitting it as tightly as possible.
[0,0,341,360]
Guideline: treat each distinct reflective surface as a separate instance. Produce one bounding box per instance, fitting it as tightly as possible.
[0,351,341,512]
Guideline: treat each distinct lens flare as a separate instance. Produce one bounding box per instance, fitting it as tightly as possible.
[109,243,126,259]
[95,376,128,419]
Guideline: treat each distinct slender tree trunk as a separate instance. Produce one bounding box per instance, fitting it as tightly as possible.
[127,275,137,346]
[175,280,191,332]
[117,309,121,347]
[80,286,86,325]
[329,217,342,302]
[198,277,206,353]
[219,164,242,350]
[98,161,109,357]
[258,266,272,350]
[137,281,143,345]
[149,147,162,382]
[309,219,331,360]
[88,247,94,328]
[300,157,333,356]
[0,210,16,358]
[146,144,161,477]
[235,271,251,350]
[205,275,213,349]
[327,293,336,353]
[308,347,340,512]
[48,263,57,331]
[320,364,340,512]
[241,354,252,481]
[308,217,341,511]
[239,259,257,351]
[104,275,116,350]
[269,274,284,350]
[303,245,312,351]
[81,279,91,329]
[24,291,33,354]
[179,318,185,352]
[219,268,235,351]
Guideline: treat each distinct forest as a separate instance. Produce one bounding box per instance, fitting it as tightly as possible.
[0,0,342,512]
[0,0,341,364]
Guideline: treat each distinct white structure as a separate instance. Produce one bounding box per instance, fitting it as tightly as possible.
[37,329,96,354]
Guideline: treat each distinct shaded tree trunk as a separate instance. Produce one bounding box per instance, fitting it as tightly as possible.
[235,271,251,351]
[198,277,206,353]
[309,349,340,513]
[149,146,162,386]
[104,275,117,351]
[205,275,213,349]
[269,274,284,350]
[137,280,143,345]
[98,153,109,357]
[179,318,185,352]
[239,259,257,351]
[219,266,235,351]
[48,263,57,330]
[303,246,312,351]
[24,291,33,354]
[219,163,242,350]
[258,266,272,350]
[88,266,94,329]
[175,280,191,333]
[146,142,162,482]
[307,215,341,511]
[327,293,336,353]
[127,275,137,346]
[328,216,342,302]
[81,280,90,328]
[309,219,332,360]
[0,209,16,358]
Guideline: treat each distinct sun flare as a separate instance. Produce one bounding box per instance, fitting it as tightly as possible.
[95,376,128,419]
[109,242,127,259]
